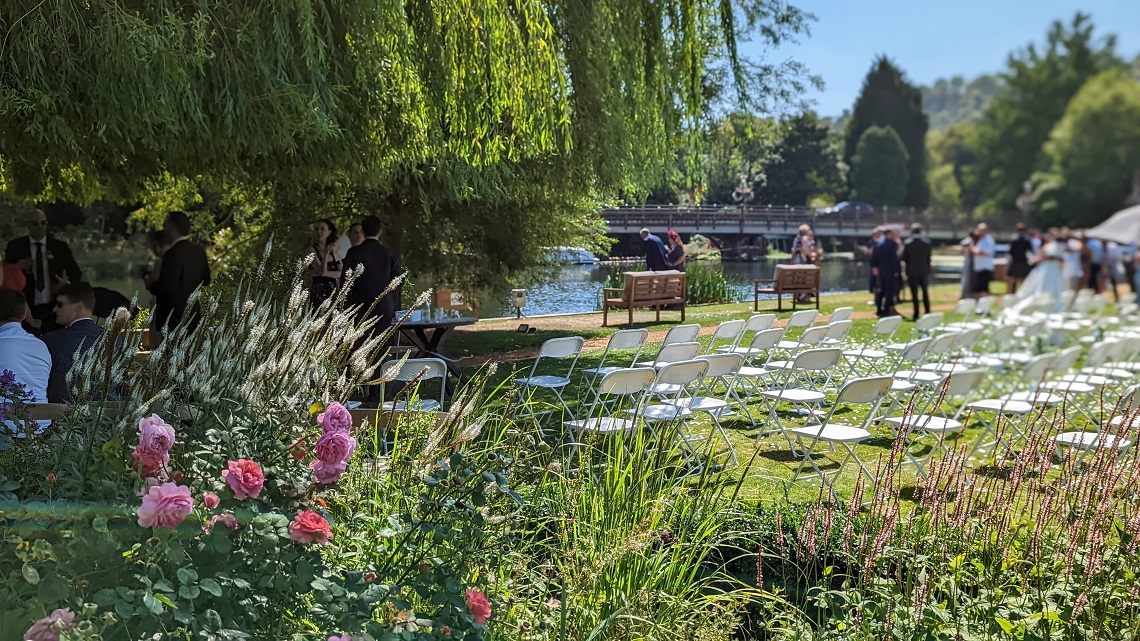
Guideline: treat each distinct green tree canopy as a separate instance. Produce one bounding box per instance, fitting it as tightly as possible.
[1033,70,1140,228]
[0,0,813,292]
[850,125,909,207]
[920,74,1003,132]
[964,12,1122,213]
[756,112,842,206]
[843,56,929,207]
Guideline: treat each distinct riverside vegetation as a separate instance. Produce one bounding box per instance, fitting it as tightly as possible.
[2,262,1140,640]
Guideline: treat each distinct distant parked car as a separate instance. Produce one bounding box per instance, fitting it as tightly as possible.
[548,247,598,265]
[815,201,875,217]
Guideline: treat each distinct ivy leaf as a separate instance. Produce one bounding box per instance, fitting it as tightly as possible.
[199,578,223,597]
[178,585,201,601]
[92,516,110,533]
[142,592,164,615]
[21,564,40,585]
[176,567,198,584]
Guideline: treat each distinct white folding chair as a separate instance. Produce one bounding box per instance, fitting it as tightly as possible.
[884,369,988,478]
[663,353,745,470]
[379,358,448,412]
[1054,384,1139,464]
[775,324,830,356]
[1037,346,1110,428]
[661,323,701,347]
[829,307,854,323]
[644,342,702,372]
[843,315,904,374]
[634,359,711,477]
[759,348,843,455]
[966,353,1056,461]
[514,336,585,420]
[580,329,649,381]
[787,376,894,503]
[732,327,787,406]
[565,367,656,459]
[821,319,855,346]
[885,312,944,353]
[703,319,746,355]
[718,314,778,355]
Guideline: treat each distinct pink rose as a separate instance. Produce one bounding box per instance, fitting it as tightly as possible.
[315,430,357,465]
[466,588,491,624]
[138,482,194,529]
[223,459,265,499]
[202,492,220,510]
[204,513,240,533]
[131,447,169,478]
[289,510,332,545]
[137,414,176,455]
[328,636,352,641]
[310,459,347,485]
[317,402,353,433]
[23,608,75,641]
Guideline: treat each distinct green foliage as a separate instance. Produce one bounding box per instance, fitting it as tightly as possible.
[757,112,845,206]
[843,56,929,207]
[1033,70,1140,228]
[701,113,780,205]
[850,126,910,207]
[965,12,1123,213]
[921,74,1004,132]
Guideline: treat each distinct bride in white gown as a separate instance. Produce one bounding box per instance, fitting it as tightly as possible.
[1010,235,1065,314]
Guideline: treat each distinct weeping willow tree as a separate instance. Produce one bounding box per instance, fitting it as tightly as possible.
[0,0,811,292]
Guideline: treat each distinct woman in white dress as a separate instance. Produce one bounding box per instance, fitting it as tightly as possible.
[1011,232,1065,313]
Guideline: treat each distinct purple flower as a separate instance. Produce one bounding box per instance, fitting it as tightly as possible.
[315,430,357,465]
[317,402,353,433]
[0,370,15,385]
[311,460,347,485]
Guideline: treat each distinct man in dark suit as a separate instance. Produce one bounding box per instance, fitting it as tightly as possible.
[901,223,933,320]
[639,228,669,271]
[3,208,82,334]
[41,283,103,403]
[343,215,402,331]
[149,211,211,342]
[872,228,902,318]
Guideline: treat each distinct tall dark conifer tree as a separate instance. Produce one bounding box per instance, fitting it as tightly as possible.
[843,57,929,207]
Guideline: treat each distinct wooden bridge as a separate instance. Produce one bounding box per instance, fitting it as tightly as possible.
[602,205,1026,242]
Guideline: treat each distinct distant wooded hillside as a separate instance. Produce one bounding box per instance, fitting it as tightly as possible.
[921,74,1004,131]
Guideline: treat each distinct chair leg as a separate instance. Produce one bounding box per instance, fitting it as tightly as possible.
[628,307,633,326]
[603,305,608,327]
[680,302,685,322]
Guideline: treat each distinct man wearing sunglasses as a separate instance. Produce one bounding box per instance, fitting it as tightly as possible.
[2,208,82,334]
[41,283,103,403]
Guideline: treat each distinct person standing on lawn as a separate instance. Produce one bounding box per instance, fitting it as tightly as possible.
[901,223,932,320]
[872,228,902,318]
[639,227,668,271]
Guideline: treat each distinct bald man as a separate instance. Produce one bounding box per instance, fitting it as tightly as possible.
[3,208,82,333]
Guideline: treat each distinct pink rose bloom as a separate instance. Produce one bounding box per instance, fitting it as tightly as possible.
[328,636,352,641]
[137,483,194,529]
[132,446,169,478]
[317,402,353,433]
[315,430,357,465]
[202,492,220,510]
[289,510,332,545]
[466,588,492,625]
[310,459,347,485]
[204,513,240,533]
[223,459,265,499]
[137,414,176,455]
[23,608,75,641]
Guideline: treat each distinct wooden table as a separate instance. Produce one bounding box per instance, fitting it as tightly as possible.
[392,316,478,391]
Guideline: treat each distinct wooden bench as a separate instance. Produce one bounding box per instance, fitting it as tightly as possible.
[602,270,687,326]
[753,265,821,311]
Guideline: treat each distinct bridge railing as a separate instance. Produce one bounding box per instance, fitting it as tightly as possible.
[602,204,1029,238]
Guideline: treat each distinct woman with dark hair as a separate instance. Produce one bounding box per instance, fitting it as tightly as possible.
[666,229,686,272]
[307,218,343,307]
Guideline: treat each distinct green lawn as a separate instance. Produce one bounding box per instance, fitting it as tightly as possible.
[417,284,1097,506]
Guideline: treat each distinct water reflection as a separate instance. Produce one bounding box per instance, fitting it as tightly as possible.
[482,258,875,318]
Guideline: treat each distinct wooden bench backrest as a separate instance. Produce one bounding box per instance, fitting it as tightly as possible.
[623,271,686,302]
[774,265,820,291]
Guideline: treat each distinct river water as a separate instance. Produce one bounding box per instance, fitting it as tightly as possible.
[89,257,961,320]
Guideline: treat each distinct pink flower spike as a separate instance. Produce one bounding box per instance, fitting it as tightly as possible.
[23,608,75,641]
[466,588,492,625]
[223,459,265,499]
[137,483,194,529]
[317,402,353,433]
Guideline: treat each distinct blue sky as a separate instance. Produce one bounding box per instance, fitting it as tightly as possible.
[742,0,1140,116]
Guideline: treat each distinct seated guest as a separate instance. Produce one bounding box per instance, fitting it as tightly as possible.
[41,283,103,403]
[0,289,51,420]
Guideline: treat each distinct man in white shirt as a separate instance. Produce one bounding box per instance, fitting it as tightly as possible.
[0,289,51,433]
[971,223,996,298]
